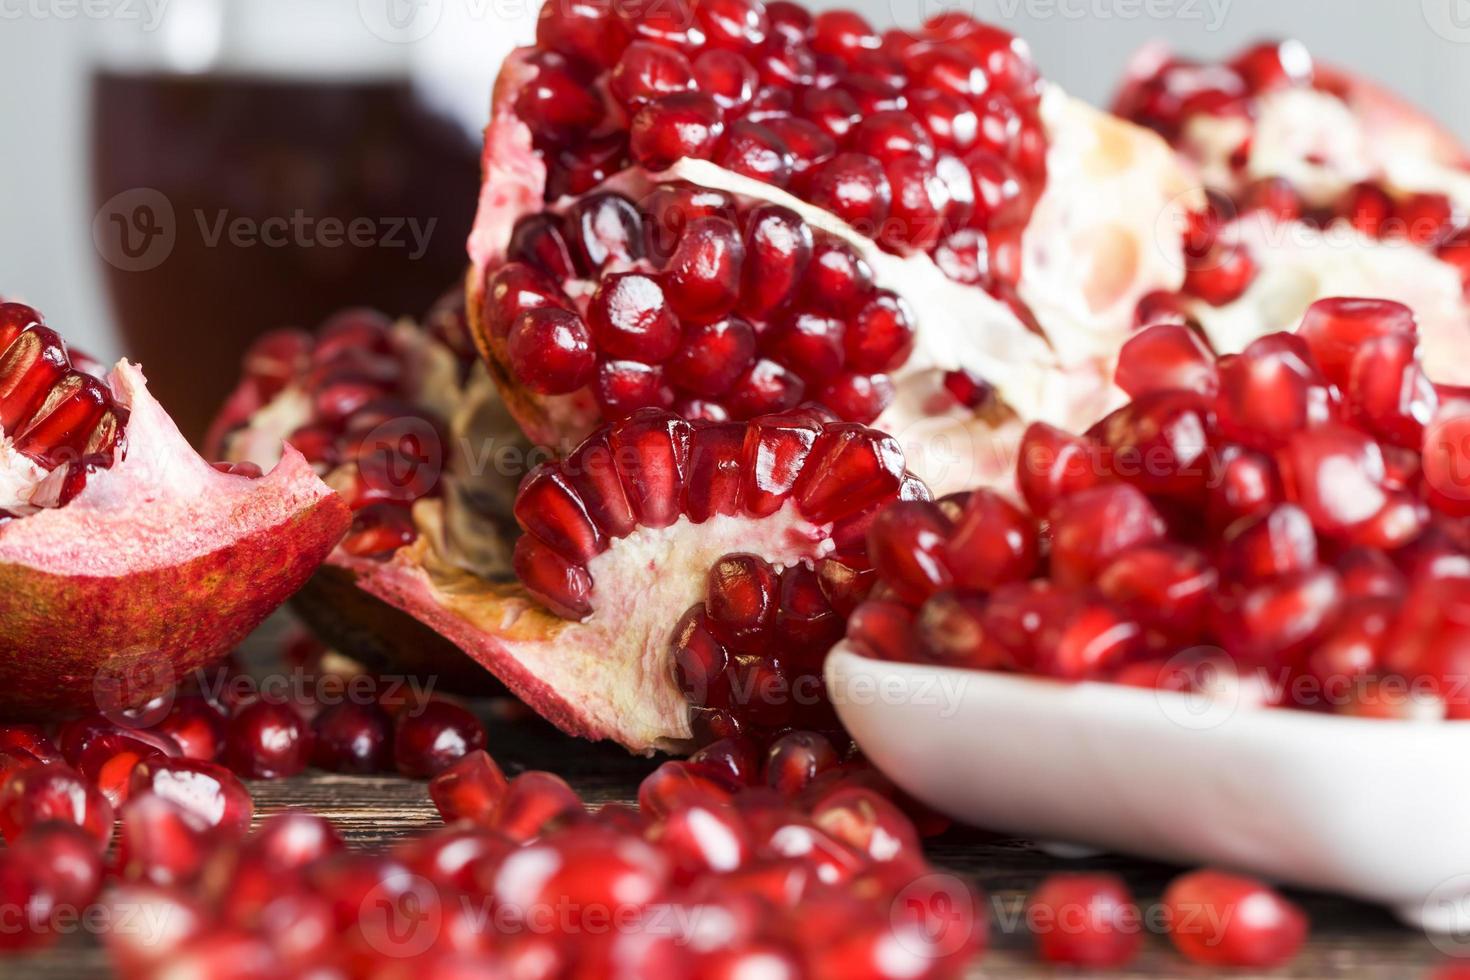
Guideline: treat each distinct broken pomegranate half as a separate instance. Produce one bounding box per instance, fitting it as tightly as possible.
[0,301,349,718]
[469,3,1197,495]
[847,295,1470,721]
[1115,39,1470,386]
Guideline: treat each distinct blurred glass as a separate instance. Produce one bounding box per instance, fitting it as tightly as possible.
[89,0,487,445]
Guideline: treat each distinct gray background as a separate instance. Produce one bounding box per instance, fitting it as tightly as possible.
[1,0,1466,359]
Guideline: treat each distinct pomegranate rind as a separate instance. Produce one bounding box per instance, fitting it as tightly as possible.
[0,361,350,718]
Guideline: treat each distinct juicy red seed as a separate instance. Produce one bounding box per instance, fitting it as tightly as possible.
[547,132,632,200]
[428,749,510,826]
[1215,332,1338,450]
[588,273,682,363]
[596,360,675,418]
[665,216,745,324]
[717,119,794,187]
[225,701,311,780]
[566,193,647,273]
[841,73,906,115]
[725,359,806,419]
[1221,504,1318,583]
[764,731,839,797]
[630,91,726,171]
[310,703,392,774]
[1050,483,1167,588]
[1030,874,1144,967]
[0,303,42,353]
[536,0,629,69]
[867,501,955,605]
[128,758,253,836]
[795,424,906,523]
[115,793,215,889]
[693,49,758,111]
[1098,544,1216,642]
[0,763,114,848]
[847,599,916,662]
[754,36,818,88]
[394,701,487,779]
[645,183,737,260]
[494,771,584,843]
[1216,566,1344,666]
[802,241,876,315]
[1394,192,1458,246]
[514,534,593,621]
[565,431,637,539]
[764,311,845,382]
[610,410,693,528]
[766,117,837,177]
[946,489,1039,590]
[507,308,596,396]
[742,411,821,516]
[817,372,895,424]
[799,86,862,140]
[668,317,757,397]
[1278,422,1388,535]
[851,111,936,164]
[685,421,747,523]
[639,761,739,818]
[914,590,998,668]
[1164,870,1306,968]
[1297,296,1417,389]
[707,554,780,650]
[1340,181,1394,236]
[845,292,915,372]
[0,326,71,434]
[75,730,180,808]
[965,150,1026,229]
[16,822,104,910]
[1090,390,1216,498]
[805,153,892,235]
[1017,422,1103,517]
[514,53,604,144]
[908,89,979,153]
[342,503,416,558]
[482,263,567,344]
[810,9,878,61]
[1184,241,1257,305]
[671,607,732,709]
[1349,333,1436,449]
[1115,322,1219,398]
[943,367,995,409]
[610,41,696,107]
[777,561,843,648]
[516,464,606,564]
[738,205,812,319]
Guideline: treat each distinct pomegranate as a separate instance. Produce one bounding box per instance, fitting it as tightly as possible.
[469,4,1197,496]
[846,296,1470,720]
[0,301,349,718]
[1163,869,1306,968]
[1114,41,1470,391]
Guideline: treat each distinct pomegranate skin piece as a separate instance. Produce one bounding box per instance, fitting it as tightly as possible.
[0,303,350,718]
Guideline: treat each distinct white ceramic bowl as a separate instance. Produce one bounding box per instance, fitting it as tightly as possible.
[826,643,1470,932]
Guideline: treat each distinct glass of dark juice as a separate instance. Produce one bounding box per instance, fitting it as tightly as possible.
[89,4,485,445]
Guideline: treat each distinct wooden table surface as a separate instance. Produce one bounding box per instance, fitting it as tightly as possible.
[9,691,1456,978]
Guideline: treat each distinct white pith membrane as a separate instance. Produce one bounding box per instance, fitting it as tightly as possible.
[1127,44,1470,383]
[468,44,1200,498]
[1,359,338,578]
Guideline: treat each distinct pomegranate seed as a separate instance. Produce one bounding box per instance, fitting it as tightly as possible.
[0,725,62,766]
[115,792,216,888]
[514,52,604,144]
[1216,566,1344,667]
[764,731,839,797]
[640,761,741,818]
[810,9,879,61]
[514,534,593,620]
[799,86,862,140]
[1050,483,1166,587]
[706,554,780,650]
[481,263,566,343]
[1164,869,1306,968]
[0,302,43,351]
[1231,39,1313,90]
[0,853,54,951]
[803,240,876,315]
[726,358,806,418]
[630,91,725,170]
[394,700,487,779]
[130,757,253,836]
[596,359,675,417]
[717,119,795,187]
[668,316,757,397]
[1090,390,1215,498]
[310,702,391,774]
[587,273,682,364]
[566,192,647,273]
[610,41,696,107]
[653,803,752,881]
[429,749,510,825]
[0,763,113,847]
[15,821,104,910]
[867,501,954,604]
[75,729,181,807]
[806,153,892,235]
[225,700,311,779]
[1016,422,1102,516]
[694,49,758,111]
[536,0,630,69]
[945,489,1039,590]
[0,326,72,433]
[738,205,812,319]
[1029,873,1143,967]
[847,599,917,662]
[845,291,916,373]
[1348,333,1437,448]
[664,216,745,324]
[1116,321,1219,398]
[1277,422,1387,535]
[1215,333,1339,450]
[766,116,837,177]
[495,771,583,843]
[507,308,596,396]
[764,310,846,382]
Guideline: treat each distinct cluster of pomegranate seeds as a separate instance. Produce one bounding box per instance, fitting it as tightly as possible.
[227,307,449,559]
[1121,40,1470,303]
[527,4,1046,259]
[510,405,922,741]
[483,188,921,424]
[851,295,1470,718]
[0,302,127,508]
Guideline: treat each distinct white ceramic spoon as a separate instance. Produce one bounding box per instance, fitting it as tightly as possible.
[826,643,1470,933]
